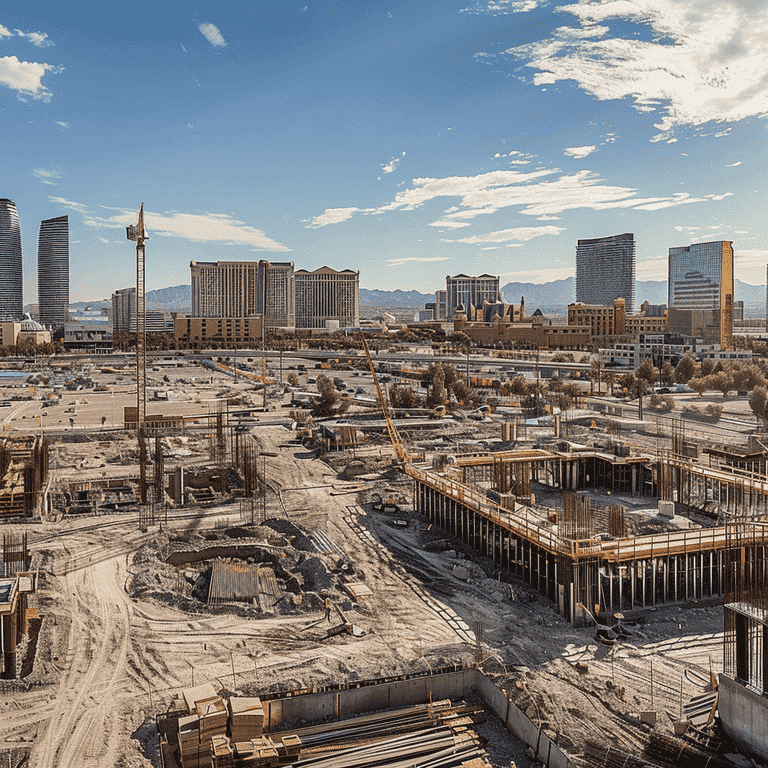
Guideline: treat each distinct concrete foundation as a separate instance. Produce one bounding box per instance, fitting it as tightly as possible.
[719,673,768,761]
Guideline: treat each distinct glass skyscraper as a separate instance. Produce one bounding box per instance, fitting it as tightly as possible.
[668,240,733,347]
[575,232,636,312]
[0,199,23,320]
[38,215,69,332]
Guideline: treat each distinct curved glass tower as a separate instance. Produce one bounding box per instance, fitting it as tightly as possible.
[38,215,69,331]
[0,199,23,320]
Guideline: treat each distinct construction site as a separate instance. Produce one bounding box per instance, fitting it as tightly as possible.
[0,219,766,767]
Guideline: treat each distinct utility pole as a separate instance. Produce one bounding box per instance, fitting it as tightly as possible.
[126,204,148,504]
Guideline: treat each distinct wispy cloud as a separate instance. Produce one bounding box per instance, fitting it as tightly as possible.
[564,145,597,159]
[50,198,289,250]
[31,167,61,185]
[460,0,539,14]
[428,220,471,229]
[310,165,732,227]
[55,120,69,130]
[0,25,53,47]
[307,207,361,228]
[381,152,406,175]
[198,22,226,47]
[503,0,768,139]
[98,237,109,243]
[386,256,450,267]
[735,249,768,285]
[727,161,742,167]
[15,30,52,48]
[448,224,564,244]
[0,55,56,100]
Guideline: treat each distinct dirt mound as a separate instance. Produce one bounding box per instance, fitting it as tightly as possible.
[295,556,335,593]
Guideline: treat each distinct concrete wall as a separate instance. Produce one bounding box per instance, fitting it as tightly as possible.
[262,668,575,768]
[719,674,768,761]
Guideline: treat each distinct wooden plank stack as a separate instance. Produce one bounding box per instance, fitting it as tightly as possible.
[229,696,265,742]
[178,683,228,768]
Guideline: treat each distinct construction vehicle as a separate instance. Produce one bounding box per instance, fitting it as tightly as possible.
[370,489,408,513]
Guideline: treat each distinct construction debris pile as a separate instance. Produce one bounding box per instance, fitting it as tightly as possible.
[128,521,368,620]
[162,684,493,768]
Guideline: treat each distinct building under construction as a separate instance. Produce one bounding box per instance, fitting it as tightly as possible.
[408,446,768,624]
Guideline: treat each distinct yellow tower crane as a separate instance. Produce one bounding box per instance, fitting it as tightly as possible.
[359,332,412,465]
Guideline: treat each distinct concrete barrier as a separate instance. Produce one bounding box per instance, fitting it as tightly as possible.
[261,667,574,767]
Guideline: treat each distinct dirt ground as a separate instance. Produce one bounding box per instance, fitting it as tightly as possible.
[0,358,761,768]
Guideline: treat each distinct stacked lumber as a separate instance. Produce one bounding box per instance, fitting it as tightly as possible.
[233,736,279,765]
[178,714,208,768]
[178,684,228,768]
[211,735,234,768]
[229,696,265,742]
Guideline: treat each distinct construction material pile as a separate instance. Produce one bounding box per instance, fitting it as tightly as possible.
[163,691,492,768]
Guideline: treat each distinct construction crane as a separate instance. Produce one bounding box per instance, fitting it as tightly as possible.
[359,332,410,465]
[126,204,148,503]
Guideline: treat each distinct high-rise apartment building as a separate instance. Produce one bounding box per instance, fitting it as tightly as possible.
[575,233,636,312]
[0,199,23,320]
[445,274,500,320]
[37,215,69,332]
[667,240,733,348]
[190,260,295,328]
[111,287,137,334]
[295,266,359,329]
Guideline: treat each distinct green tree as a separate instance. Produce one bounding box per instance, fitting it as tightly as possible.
[313,375,341,417]
[749,386,768,428]
[389,384,424,408]
[708,370,735,398]
[636,358,656,385]
[688,377,708,397]
[674,354,697,384]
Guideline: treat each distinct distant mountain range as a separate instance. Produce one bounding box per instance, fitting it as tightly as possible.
[501,277,765,311]
[69,278,765,314]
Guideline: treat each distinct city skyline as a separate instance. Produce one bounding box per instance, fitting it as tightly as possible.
[3,2,768,302]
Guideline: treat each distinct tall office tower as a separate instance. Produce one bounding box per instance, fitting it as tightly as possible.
[667,240,733,349]
[434,289,447,320]
[575,233,636,311]
[37,215,69,331]
[667,240,733,347]
[111,287,136,334]
[294,266,359,329]
[0,199,23,320]
[445,274,500,319]
[190,260,295,327]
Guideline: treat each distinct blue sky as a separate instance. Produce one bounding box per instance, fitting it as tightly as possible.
[2,0,768,302]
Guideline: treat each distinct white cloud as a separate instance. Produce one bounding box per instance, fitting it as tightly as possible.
[381,152,406,175]
[98,237,109,243]
[49,198,289,250]
[735,250,768,284]
[31,167,61,185]
[451,225,564,244]
[727,161,742,167]
[564,145,597,159]
[15,30,52,48]
[429,220,471,229]
[0,55,55,99]
[55,120,69,130]
[311,164,733,228]
[307,207,361,228]
[537,214,560,220]
[386,256,450,267]
[636,257,668,280]
[505,1,768,137]
[48,196,88,213]
[0,25,12,38]
[198,22,226,47]
[460,0,538,14]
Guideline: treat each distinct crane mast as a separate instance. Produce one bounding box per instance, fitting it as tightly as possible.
[359,333,408,465]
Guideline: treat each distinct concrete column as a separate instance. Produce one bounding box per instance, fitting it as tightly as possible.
[2,613,17,679]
